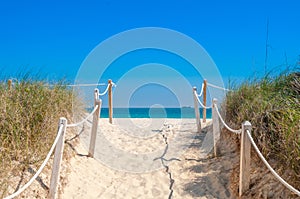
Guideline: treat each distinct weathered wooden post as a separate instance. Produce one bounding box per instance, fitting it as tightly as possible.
[7,79,12,90]
[49,117,67,199]
[108,79,113,124]
[203,79,207,123]
[239,121,252,197]
[193,87,201,133]
[212,98,220,157]
[88,88,101,158]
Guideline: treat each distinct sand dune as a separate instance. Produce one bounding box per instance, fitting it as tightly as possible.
[60,118,237,199]
[8,118,296,198]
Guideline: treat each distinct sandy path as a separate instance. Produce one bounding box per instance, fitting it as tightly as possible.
[61,118,237,199]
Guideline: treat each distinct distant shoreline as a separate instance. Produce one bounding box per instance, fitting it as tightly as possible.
[86,107,212,119]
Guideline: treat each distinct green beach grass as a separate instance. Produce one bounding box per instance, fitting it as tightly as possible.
[0,78,83,197]
[223,70,300,191]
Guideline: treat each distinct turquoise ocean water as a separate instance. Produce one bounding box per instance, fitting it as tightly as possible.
[97,108,212,118]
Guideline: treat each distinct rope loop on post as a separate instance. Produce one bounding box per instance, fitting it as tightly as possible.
[99,81,116,96]
[197,83,204,97]
[193,89,212,109]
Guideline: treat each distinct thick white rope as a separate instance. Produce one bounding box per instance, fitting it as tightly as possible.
[45,83,106,88]
[207,82,231,92]
[246,130,300,196]
[66,83,106,87]
[4,125,64,199]
[98,84,110,96]
[66,105,99,127]
[198,83,204,97]
[214,104,242,134]
[99,82,116,96]
[193,90,212,109]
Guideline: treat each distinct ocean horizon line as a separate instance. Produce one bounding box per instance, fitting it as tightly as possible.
[87,107,212,119]
[92,107,212,109]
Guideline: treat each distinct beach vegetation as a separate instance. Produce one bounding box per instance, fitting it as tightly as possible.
[0,77,82,197]
[224,69,300,191]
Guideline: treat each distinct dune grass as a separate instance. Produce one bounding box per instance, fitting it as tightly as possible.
[0,78,82,197]
[223,70,300,190]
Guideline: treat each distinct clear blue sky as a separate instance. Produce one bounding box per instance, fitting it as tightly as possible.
[1,0,299,107]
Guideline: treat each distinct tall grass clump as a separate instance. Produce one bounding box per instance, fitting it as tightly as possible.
[0,78,82,197]
[224,70,300,190]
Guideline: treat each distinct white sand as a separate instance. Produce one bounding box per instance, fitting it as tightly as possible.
[60,118,237,199]
[5,117,294,198]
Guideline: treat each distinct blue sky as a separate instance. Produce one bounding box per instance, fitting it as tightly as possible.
[1,0,299,107]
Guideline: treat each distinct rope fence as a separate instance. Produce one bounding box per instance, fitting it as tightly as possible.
[7,78,108,88]
[193,89,212,109]
[213,103,242,134]
[245,129,300,196]
[192,81,300,197]
[3,82,105,199]
[192,79,232,123]
[4,125,64,199]
[98,80,116,96]
[98,84,110,96]
[66,105,99,127]
[66,83,106,87]
[3,78,299,198]
[207,82,232,92]
[197,83,204,97]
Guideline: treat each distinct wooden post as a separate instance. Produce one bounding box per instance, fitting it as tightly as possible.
[7,79,12,90]
[239,121,252,197]
[212,98,220,157]
[108,79,113,124]
[88,88,101,158]
[193,87,201,133]
[49,117,67,199]
[203,79,207,123]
